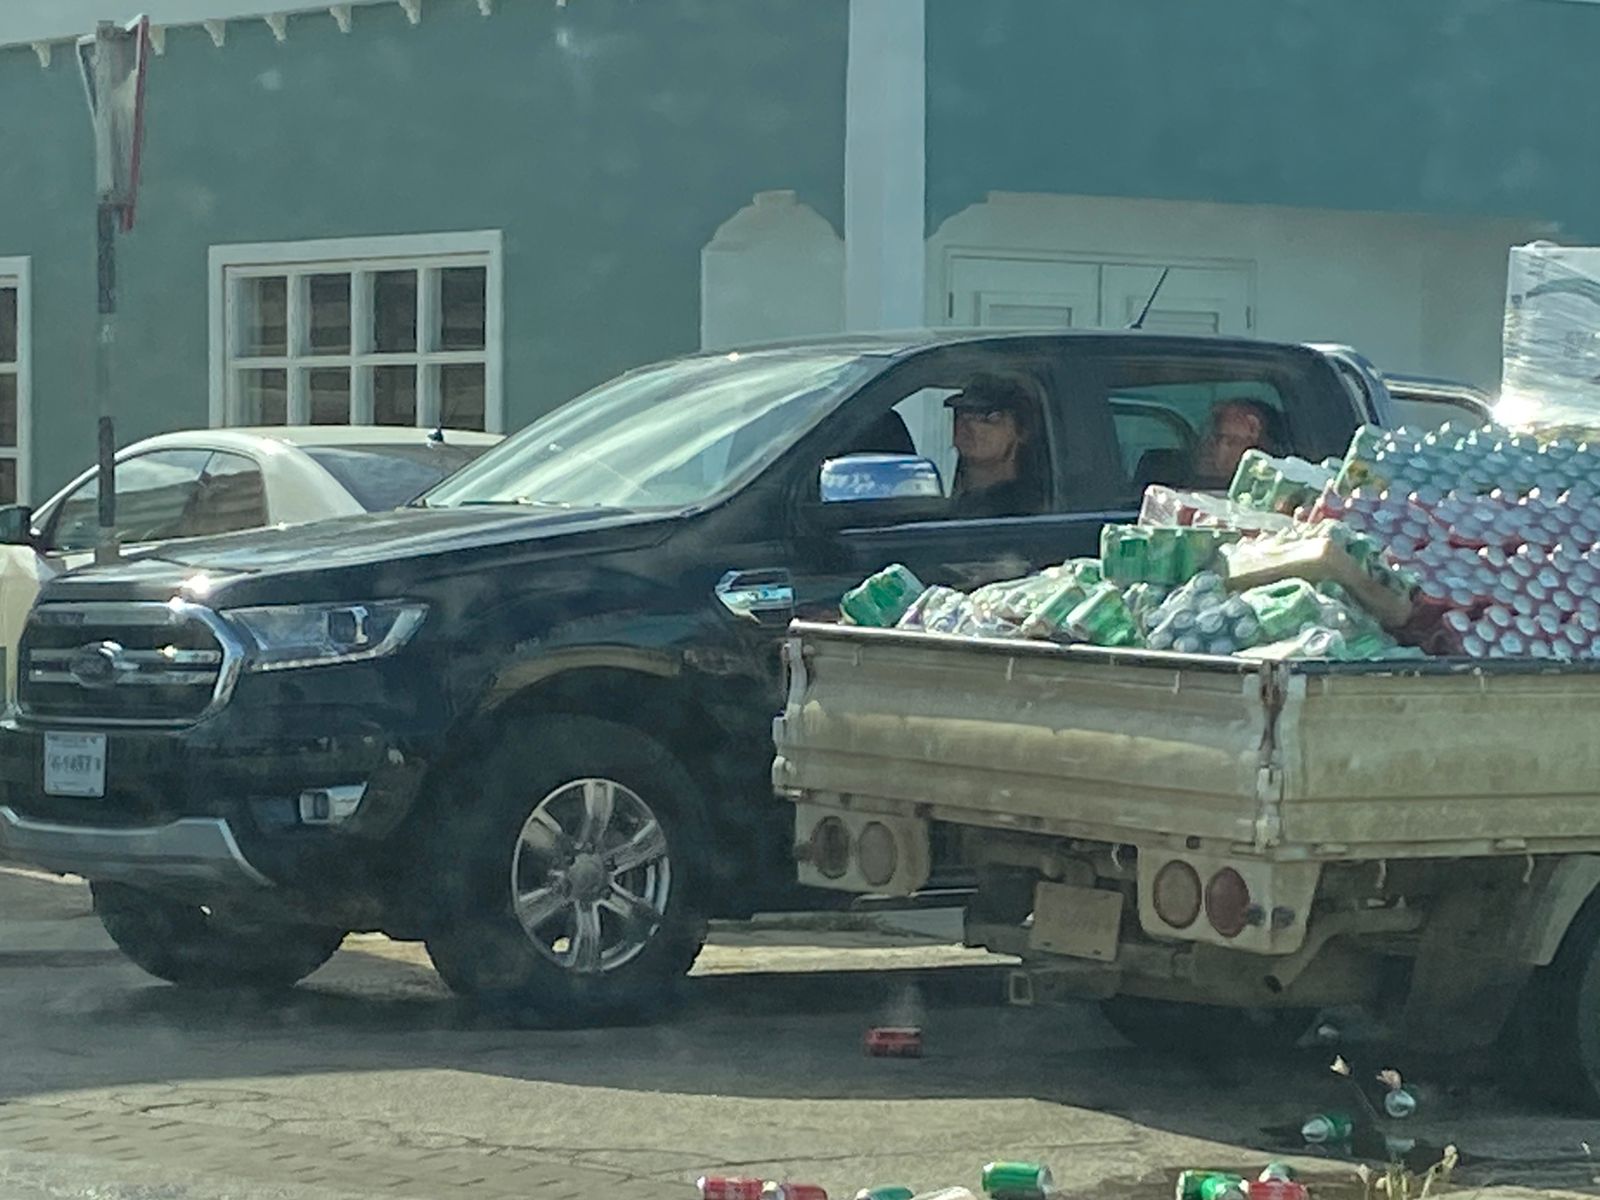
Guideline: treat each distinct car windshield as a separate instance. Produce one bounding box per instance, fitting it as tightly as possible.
[303,442,490,511]
[424,351,878,510]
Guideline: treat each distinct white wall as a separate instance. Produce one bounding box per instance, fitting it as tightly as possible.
[700,191,843,351]
[928,192,1547,390]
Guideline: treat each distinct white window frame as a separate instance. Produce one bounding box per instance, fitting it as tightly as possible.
[207,231,504,432]
[0,256,32,505]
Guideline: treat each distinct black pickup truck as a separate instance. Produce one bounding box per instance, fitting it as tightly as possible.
[0,330,1391,1017]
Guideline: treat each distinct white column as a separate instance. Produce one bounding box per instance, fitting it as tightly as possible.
[845,0,926,331]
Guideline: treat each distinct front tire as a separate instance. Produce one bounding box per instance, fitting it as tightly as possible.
[423,715,709,1022]
[92,883,345,989]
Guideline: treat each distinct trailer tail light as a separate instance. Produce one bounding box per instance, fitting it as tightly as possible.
[810,817,850,878]
[1152,860,1202,929]
[1205,867,1252,938]
[856,821,898,888]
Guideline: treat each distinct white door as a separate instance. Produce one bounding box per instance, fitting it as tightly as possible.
[946,258,1100,328]
[947,256,1254,335]
[1101,264,1252,334]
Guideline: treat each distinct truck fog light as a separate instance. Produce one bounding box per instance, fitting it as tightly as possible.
[1205,867,1252,938]
[298,784,366,826]
[810,817,850,878]
[1152,860,1202,929]
[857,821,898,888]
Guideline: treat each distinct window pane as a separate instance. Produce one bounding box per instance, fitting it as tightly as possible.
[238,368,288,425]
[439,267,487,351]
[236,276,287,357]
[309,367,350,425]
[0,458,15,505]
[0,374,15,447]
[0,288,16,363]
[439,363,485,430]
[374,365,416,426]
[305,444,491,512]
[182,452,268,537]
[308,274,351,354]
[52,449,213,553]
[373,270,417,353]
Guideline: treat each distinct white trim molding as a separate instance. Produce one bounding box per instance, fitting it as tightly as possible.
[844,0,926,331]
[0,256,32,505]
[208,231,504,433]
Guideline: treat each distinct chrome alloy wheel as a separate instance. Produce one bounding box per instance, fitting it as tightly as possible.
[509,777,672,974]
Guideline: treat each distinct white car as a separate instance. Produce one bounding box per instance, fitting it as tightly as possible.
[0,425,501,699]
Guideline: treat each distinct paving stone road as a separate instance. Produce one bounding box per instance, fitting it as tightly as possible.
[1,867,1596,1200]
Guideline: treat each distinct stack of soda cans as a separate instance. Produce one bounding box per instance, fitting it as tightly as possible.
[1320,422,1600,659]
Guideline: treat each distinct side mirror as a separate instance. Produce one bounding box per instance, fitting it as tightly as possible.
[0,505,36,548]
[814,453,947,528]
[820,454,943,503]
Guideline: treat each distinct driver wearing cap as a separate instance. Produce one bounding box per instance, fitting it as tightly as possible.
[946,374,1047,518]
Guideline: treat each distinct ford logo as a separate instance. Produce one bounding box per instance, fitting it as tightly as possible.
[68,641,124,689]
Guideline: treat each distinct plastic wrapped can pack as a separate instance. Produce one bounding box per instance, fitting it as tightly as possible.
[841,564,925,627]
[1065,583,1142,648]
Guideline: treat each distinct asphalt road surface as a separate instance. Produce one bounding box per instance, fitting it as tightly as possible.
[0,867,1595,1200]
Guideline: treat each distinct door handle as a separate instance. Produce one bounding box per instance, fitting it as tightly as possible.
[716,568,795,626]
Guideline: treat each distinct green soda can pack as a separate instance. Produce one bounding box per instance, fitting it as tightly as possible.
[1065,583,1142,648]
[1018,579,1090,641]
[1100,525,1150,585]
[1175,1172,1245,1200]
[981,1160,1054,1198]
[840,563,925,627]
[1239,578,1324,642]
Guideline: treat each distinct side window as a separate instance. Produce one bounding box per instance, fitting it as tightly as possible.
[179,452,268,537]
[892,388,959,495]
[1103,368,1293,501]
[1391,395,1487,433]
[817,364,1055,520]
[48,449,214,553]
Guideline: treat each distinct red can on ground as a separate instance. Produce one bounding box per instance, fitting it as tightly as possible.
[863,1026,923,1057]
[1248,1179,1309,1200]
[698,1176,767,1200]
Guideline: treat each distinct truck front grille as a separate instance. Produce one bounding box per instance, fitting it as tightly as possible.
[19,602,242,726]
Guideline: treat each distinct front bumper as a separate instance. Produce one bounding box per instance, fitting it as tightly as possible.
[0,670,444,901]
[0,804,269,890]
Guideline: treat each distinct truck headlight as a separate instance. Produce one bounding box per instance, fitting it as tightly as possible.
[225,601,427,673]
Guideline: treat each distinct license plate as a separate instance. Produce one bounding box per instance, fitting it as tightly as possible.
[44,732,107,799]
[1028,881,1123,962]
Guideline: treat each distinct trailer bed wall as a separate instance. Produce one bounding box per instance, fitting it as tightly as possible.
[780,630,1270,845]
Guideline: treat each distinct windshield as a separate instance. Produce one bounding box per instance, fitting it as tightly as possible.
[425,351,878,510]
[304,443,490,511]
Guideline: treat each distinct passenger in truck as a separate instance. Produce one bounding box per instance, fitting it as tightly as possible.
[1192,397,1283,489]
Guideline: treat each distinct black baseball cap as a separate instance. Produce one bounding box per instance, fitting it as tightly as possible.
[945,373,1032,412]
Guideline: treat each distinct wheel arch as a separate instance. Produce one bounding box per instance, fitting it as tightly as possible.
[1513,855,1600,967]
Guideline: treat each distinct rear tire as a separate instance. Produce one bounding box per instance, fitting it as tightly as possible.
[1099,995,1315,1053]
[1516,895,1600,1111]
[423,715,709,1023]
[92,883,345,989]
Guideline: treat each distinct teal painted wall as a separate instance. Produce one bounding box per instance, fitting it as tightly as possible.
[0,0,847,498]
[927,0,1600,235]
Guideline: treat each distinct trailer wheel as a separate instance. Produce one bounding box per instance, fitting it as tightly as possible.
[1099,996,1314,1054]
[1519,895,1600,1111]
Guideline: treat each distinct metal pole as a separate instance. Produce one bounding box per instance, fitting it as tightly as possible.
[90,24,119,566]
[94,203,118,566]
